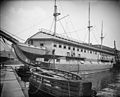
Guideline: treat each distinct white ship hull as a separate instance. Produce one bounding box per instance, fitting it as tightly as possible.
[18,43,47,55]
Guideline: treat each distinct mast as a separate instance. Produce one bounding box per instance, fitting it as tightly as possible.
[100,21,104,49]
[53,0,60,36]
[88,1,93,45]
[114,40,116,50]
[53,0,60,67]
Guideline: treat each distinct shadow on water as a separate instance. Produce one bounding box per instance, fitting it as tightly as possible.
[81,67,120,97]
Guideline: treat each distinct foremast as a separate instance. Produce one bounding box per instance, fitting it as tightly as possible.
[52,0,60,68]
[53,0,60,36]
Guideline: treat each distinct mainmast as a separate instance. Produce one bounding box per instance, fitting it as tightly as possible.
[88,2,93,45]
[53,0,60,36]
[100,21,104,49]
[53,0,60,67]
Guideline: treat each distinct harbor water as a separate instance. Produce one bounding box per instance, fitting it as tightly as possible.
[80,67,120,97]
[18,65,120,97]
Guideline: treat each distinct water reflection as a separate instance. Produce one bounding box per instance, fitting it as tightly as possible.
[81,68,120,97]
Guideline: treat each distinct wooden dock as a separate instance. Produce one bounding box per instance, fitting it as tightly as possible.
[1,66,26,97]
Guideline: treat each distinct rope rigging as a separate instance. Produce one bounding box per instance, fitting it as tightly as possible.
[0,37,11,51]
[13,15,52,39]
[0,27,25,42]
[49,18,54,32]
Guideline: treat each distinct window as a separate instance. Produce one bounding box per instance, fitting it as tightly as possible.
[73,47,75,51]
[78,54,81,57]
[77,48,79,51]
[59,45,62,48]
[31,40,33,45]
[81,49,83,52]
[54,44,57,47]
[64,45,66,49]
[28,40,30,44]
[84,49,86,53]
[90,51,92,54]
[44,58,49,61]
[95,52,97,54]
[71,52,75,57]
[67,52,70,56]
[56,59,60,62]
[73,53,75,56]
[68,46,71,50]
[40,43,44,46]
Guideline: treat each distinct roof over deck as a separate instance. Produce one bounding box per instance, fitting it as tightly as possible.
[26,29,115,55]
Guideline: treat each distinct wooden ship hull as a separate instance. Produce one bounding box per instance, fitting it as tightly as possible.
[28,67,95,97]
[12,41,114,74]
[13,43,114,74]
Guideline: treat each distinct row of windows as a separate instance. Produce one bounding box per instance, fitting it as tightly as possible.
[53,44,97,54]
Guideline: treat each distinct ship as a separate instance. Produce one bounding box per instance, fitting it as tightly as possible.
[0,29,48,65]
[0,0,115,74]
[28,67,96,97]
[0,31,97,97]
[24,1,115,74]
[24,29,114,74]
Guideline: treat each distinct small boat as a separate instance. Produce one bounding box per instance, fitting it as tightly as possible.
[0,29,49,64]
[28,67,96,97]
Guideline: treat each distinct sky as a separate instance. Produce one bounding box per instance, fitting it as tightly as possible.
[0,0,120,50]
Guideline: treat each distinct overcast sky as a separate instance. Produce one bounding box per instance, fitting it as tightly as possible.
[0,0,120,50]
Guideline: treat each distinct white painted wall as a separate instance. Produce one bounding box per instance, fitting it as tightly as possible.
[29,39,114,62]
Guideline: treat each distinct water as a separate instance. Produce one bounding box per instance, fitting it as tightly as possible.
[18,66,120,97]
[81,68,120,97]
